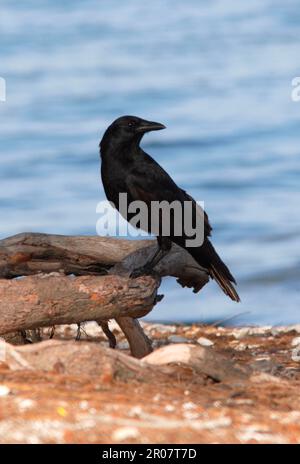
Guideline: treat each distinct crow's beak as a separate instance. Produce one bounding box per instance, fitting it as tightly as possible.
[136,120,166,133]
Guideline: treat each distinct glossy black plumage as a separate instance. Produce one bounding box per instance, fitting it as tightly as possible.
[100,115,240,302]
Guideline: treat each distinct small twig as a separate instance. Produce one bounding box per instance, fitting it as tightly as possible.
[116,317,153,358]
[212,311,251,327]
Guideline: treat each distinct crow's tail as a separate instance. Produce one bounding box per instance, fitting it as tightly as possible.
[190,240,240,302]
[209,262,240,302]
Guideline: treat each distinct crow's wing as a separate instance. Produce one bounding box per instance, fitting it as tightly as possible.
[180,188,212,237]
[126,156,212,238]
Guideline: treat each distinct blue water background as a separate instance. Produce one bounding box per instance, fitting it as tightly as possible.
[1,0,300,325]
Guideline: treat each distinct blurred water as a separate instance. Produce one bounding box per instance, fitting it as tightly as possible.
[1,0,300,325]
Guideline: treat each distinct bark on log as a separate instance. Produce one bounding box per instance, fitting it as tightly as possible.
[0,273,159,335]
[0,233,209,292]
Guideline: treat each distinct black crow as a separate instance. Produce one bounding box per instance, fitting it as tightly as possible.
[100,115,240,302]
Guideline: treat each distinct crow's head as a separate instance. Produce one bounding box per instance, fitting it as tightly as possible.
[102,115,166,147]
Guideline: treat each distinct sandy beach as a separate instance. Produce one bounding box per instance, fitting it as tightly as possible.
[1,321,300,444]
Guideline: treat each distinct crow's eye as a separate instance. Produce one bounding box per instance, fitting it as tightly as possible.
[128,121,135,127]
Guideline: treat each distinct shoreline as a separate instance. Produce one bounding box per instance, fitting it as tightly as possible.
[0,321,300,443]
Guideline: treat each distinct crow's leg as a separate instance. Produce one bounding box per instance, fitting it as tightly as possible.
[149,236,172,267]
[75,323,82,341]
[49,326,55,339]
[130,237,172,278]
[98,321,117,349]
[19,330,33,344]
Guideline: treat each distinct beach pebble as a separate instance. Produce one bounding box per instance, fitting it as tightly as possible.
[197,337,214,347]
[255,356,271,362]
[250,326,272,335]
[168,335,188,343]
[118,341,130,350]
[290,325,300,334]
[182,402,196,410]
[236,427,285,444]
[0,385,10,397]
[291,347,300,362]
[232,328,250,339]
[128,405,142,417]
[183,411,200,420]
[16,399,35,411]
[291,337,300,347]
[79,400,89,410]
[149,324,176,334]
[193,416,232,430]
[281,411,300,424]
[271,328,281,336]
[234,343,247,351]
[165,404,175,412]
[112,427,140,441]
[277,325,300,334]
[233,326,274,339]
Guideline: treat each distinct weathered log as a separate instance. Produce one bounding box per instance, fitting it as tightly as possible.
[1,339,251,385]
[0,233,145,277]
[115,317,153,358]
[3,339,155,382]
[0,273,159,336]
[0,232,209,358]
[0,233,209,292]
[95,317,153,358]
[143,343,251,383]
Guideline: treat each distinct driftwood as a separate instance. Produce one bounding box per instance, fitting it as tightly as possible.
[115,317,153,358]
[0,232,209,358]
[0,233,209,292]
[1,339,251,385]
[0,273,158,334]
[0,233,144,277]
[144,343,251,383]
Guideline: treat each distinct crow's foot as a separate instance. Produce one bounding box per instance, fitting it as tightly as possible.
[130,265,157,278]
